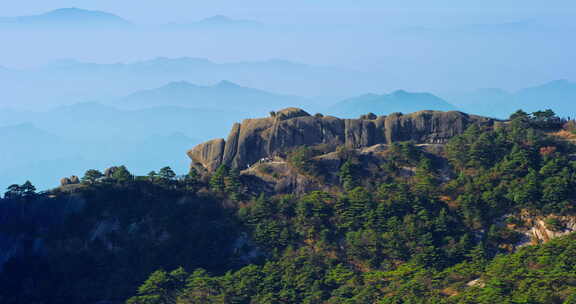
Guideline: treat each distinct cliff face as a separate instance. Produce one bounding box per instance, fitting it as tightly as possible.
[188,108,496,171]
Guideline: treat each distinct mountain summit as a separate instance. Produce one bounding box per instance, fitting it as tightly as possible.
[449,79,576,118]
[189,108,495,172]
[119,81,303,112]
[165,15,262,30]
[329,90,457,118]
[0,8,131,28]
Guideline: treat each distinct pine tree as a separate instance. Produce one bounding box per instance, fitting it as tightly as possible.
[225,168,242,200]
[81,169,104,184]
[111,165,133,183]
[209,165,228,193]
[159,166,176,181]
[21,181,36,199]
[127,268,188,304]
[183,168,201,191]
[511,168,540,208]
[147,171,158,182]
[251,194,275,222]
[5,184,22,199]
[467,243,488,265]
[338,160,357,191]
[188,167,200,181]
[413,158,437,197]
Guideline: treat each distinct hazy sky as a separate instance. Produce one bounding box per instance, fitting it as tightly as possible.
[0,1,574,92]
[1,1,575,190]
[2,0,576,24]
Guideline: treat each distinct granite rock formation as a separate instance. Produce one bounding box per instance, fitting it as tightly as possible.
[60,175,80,186]
[188,108,496,171]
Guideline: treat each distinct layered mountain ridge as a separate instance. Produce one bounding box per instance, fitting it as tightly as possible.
[328,90,457,118]
[119,80,303,111]
[0,8,131,28]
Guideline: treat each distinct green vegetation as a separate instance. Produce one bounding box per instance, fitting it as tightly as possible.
[288,146,321,177]
[2,110,576,304]
[82,169,104,184]
[127,234,576,304]
[544,217,565,232]
[124,110,576,304]
[0,168,243,304]
[4,180,37,200]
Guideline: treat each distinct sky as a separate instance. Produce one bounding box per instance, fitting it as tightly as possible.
[0,1,574,91]
[1,0,576,190]
[2,0,576,24]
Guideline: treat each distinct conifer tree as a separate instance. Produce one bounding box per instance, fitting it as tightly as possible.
[20,181,36,198]
[209,165,228,193]
[159,166,176,181]
[82,169,104,184]
[225,168,242,200]
[338,160,357,191]
[111,165,133,183]
[5,184,22,199]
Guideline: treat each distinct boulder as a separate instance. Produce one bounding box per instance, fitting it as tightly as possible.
[275,107,310,120]
[104,166,121,178]
[60,175,80,186]
[60,178,72,186]
[187,138,226,171]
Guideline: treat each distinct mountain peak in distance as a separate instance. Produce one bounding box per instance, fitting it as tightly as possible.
[0,7,131,28]
[216,80,241,88]
[165,15,262,30]
[120,80,302,112]
[329,90,457,118]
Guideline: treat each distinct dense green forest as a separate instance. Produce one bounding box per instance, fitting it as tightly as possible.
[1,109,576,303]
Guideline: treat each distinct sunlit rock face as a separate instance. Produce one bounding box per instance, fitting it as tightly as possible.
[188,108,496,171]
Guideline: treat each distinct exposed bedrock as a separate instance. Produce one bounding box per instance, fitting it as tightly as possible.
[188,108,496,171]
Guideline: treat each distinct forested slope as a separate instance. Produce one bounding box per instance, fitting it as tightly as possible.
[1,109,576,304]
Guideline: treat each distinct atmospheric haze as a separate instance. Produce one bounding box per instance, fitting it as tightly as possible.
[0,1,575,190]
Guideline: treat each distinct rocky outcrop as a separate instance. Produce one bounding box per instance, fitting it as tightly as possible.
[187,138,226,171]
[60,178,72,186]
[515,213,576,247]
[60,175,80,186]
[70,175,80,184]
[188,108,496,171]
[104,167,118,177]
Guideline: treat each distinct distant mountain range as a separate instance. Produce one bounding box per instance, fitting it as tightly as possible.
[328,80,576,119]
[0,57,364,108]
[328,90,457,118]
[0,102,254,190]
[120,80,304,112]
[164,15,262,30]
[516,80,576,115]
[1,8,556,34]
[0,8,131,29]
[0,9,265,31]
[0,86,467,191]
[447,80,576,118]
[3,77,576,190]
[0,124,61,169]
[0,102,247,141]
